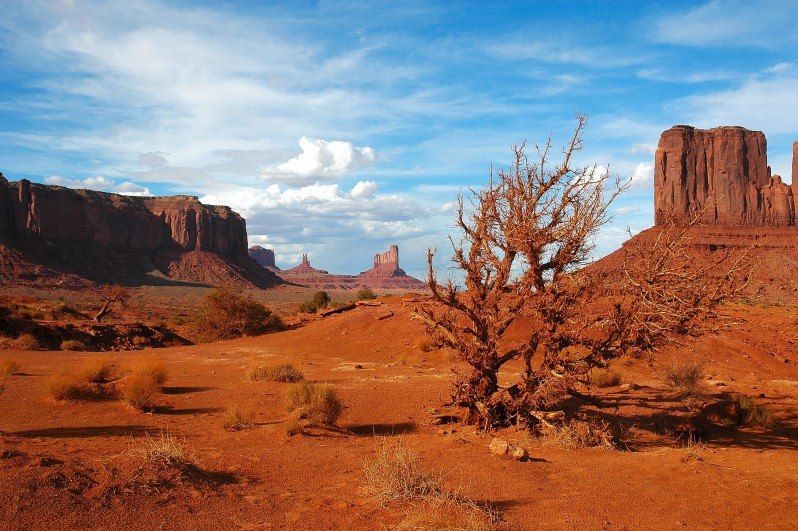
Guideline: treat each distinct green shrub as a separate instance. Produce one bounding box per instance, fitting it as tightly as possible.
[356,288,377,301]
[192,287,283,341]
[312,291,331,308]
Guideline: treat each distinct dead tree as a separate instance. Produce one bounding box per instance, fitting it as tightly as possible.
[417,116,749,429]
[94,285,132,323]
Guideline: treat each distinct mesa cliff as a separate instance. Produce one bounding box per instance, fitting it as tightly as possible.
[654,125,796,227]
[0,175,281,288]
[596,124,798,302]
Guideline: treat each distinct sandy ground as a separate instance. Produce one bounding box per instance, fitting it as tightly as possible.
[1,297,797,530]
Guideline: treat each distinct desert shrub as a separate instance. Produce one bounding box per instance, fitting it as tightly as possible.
[246,361,304,382]
[394,497,498,531]
[77,356,114,383]
[123,373,161,411]
[286,381,342,425]
[589,368,622,388]
[356,288,377,301]
[222,404,256,431]
[415,337,436,353]
[535,420,615,450]
[665,361,706,398]
[14,333,43,351]
[297,300,318,314]
[137,432,191,468]
[131,335,149,347]
[736,395,777,428]
[130,357,169,385]
[312,291,330,308]
[192,287,283,341]
[46,374,98,401]
[1,358,20,377]
[60,339,87,351]
[364,439,441,500]
[298,291,332,314]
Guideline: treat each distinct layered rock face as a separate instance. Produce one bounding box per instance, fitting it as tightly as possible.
[249,245,278,270]
[654,125,796,227]
[0,175,280,287]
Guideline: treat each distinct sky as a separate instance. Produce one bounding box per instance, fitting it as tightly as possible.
[1,0,797,279]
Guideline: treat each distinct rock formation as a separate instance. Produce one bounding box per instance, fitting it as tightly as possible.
[593,124,798,303]
[0,175,281,288]
[249,246,279,271]
[269,245,427,291]
[654,125,796,227]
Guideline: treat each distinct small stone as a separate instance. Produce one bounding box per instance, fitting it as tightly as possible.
[489,438,510,456]
[511,446,529,461]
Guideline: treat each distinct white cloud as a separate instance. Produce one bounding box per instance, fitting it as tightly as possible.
[684,73,798,134]
[137,151,169,169]
[264,137,376,185]
[350,180,377,198]
[44,175,151,196]
[630,162,653,189]
[653,0,798,47]
[199,182,428,246]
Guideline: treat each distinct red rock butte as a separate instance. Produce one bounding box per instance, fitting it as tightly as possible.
[595,124,798,302]
[0,176,281,288]
[252,244,427,291]
[654,125,796,227]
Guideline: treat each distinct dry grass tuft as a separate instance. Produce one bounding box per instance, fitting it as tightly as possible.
[736,395,778,429]
[589,368,622,388]
[59,339,86,351]
[0,358,20,377]
[665,361,706,398]
[46,374,98,401]
[77,356,114,383]
[365,439,500,530]
[222,404,256,431]
[137,432,192,469]
[246,361,304,382]
[286,381,343,425]
[123,373,162,411]
[394,497,498,531]
[129,357,169,386]
[535,420,615,450]
[14,333,44,351]
[364,439,441,500]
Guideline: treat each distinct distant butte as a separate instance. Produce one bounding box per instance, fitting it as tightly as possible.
[0,175,281,288]
[250,244,427,291]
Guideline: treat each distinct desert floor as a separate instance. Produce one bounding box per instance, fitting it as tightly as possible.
[1,295,797,530]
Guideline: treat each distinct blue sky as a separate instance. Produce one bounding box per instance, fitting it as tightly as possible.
[1,1,797,278]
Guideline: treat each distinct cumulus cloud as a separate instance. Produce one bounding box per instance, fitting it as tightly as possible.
[262,137,376,185]
[200,181,427,245]
[44,175,151,196]
[350,180,377,198]
[630,162,654,189]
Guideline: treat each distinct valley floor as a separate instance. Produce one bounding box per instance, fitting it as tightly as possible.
[1,298,797,530]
